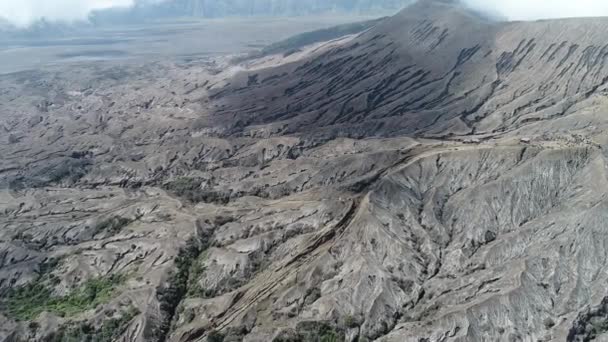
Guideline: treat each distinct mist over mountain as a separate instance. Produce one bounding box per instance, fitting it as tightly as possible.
[5,0,608,30]
[0,0,412,39]
[89,0,413,24]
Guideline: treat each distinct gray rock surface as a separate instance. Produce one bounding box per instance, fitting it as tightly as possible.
[4,0,608,341]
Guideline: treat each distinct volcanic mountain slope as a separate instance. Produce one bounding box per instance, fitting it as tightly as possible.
[4,0,608,341]
[212,0,608,140]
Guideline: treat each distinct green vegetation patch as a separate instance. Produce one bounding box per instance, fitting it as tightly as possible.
[45,305,140,342]
[9,158,92,190]
[167,177,203,192]
[163,177,232,204]
[156,237,204,338]
[93,215,134,237]
[590,319,608,339]
[1,274,125,321]
[207,330,225,342]
[163,177,207,203]
[186,250,210,298]
[273,321,345,342]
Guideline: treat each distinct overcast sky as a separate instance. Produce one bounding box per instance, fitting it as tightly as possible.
[463,0,608,21]
[4,0,608,27]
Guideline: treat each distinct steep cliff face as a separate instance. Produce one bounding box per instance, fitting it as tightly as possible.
[5,1,608,341]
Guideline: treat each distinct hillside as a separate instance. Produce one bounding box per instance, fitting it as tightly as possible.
[3,0,608,341]
[212,0,608,139]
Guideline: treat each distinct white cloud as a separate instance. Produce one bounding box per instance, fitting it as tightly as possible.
[4,0,608,28]
[462,0,608,21]
[0,0,134,27]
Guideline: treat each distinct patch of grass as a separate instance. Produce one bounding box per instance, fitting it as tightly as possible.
[1,274,124,321]
[343,315,360,329]
[186,250,209,298]
[92,216,133,237]
[36,257,62,277]
[164,177,203,200]
[163,177,229,203]
[45,305,140,342]
[9,158,92,190]
[321,333,339,342]
[156,237,204,339]
[273,322,345,342]
[313,324,343,342]
[590,319,608,339]
[163,177,225,203]
[155,221,220,338]
[207,330,225,342]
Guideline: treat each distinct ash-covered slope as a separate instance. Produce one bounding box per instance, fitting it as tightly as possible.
[211,0,608,140]
[3,1,608,342]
